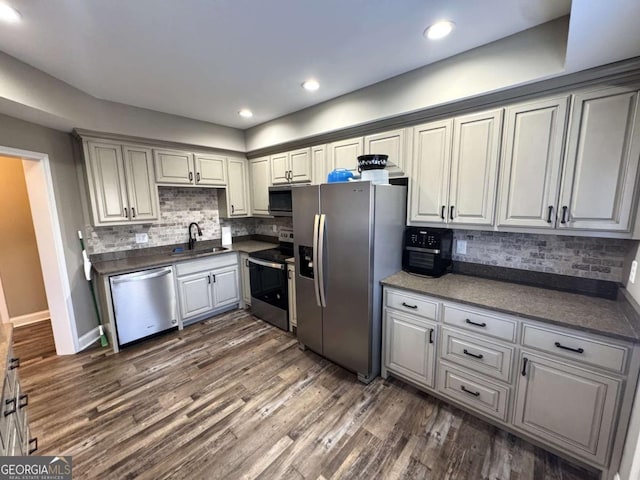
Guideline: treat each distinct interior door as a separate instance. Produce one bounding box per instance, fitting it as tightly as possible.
[320,182,373,375]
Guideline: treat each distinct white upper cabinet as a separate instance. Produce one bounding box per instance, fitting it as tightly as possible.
[194,153,227,186]
[155,148,228,187]
[559,87,640,232]
[364,128,411,176]
[409,108,503,226]
[250,157,271,216]
[497,96,569,228]
[84,140,159,226]
[328,137,363,174]
[220,158,250,217]
[311,145,327,185]
[270,148,312,185]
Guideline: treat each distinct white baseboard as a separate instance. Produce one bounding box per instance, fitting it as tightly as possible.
[10,310,50,327]
[78,326,101,351]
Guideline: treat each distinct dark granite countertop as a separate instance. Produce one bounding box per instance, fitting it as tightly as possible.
[381,271,640,343]
[92,240,277,276]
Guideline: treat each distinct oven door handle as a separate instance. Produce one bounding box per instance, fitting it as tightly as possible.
[248,257,285,270]
[313,214,322,307]
[318,214,327,307]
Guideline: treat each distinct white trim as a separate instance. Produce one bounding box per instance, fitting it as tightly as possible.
[10,310,50,327]
[77,326,101,351]
[0,274,9,324]
[0,146,79,355]
[614,473,621,480]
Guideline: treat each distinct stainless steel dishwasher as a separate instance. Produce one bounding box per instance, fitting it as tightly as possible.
[110,266,178,346]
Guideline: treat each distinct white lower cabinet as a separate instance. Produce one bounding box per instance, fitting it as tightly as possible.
[287,263,297,331]
[175,253,240,324]
[382,285,639,475]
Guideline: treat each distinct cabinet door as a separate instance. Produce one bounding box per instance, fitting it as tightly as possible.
[408,119,452,224]
[178,272,214,320]
[270,152,290,185]
[154,149,195,184]
[287,264,297,330]
[498,97,569,228]
[123,145,159,223]
[250,157,271,215]
[384,309,437,388]
[289,148,312,183]
[364,128,409,176]
[559,88,640,231]
[194,153,227,186]
[212,266,240,308]
[514,352,620,464]
[448,109,503,226]
[328,137,363,174]
[86,141,129,224]
[227,159,250,216]
[311,145,327,185]
[240,253,251,305]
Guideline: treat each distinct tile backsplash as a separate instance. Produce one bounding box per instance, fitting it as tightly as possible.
[85,187,291,254]
[452,230,635,282]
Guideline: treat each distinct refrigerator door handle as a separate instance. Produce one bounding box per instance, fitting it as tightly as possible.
[318,213,327,307]
[312,214,322,307]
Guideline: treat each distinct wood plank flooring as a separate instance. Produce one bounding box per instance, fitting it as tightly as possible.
[13,312,599,480]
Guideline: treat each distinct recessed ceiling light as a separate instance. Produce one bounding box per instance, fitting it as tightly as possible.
[238,109,253,118]
[424,20,455,40]
[302,79,320,92]
[0,3,21,23]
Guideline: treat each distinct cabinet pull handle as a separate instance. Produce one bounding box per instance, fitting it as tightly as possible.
[460,385,480,397]
[401,302,418,309]
[561,206,568,224]
[28,437,38,454]
[465,318,486,328]
[196,172,201,183]
[429,328,434,344]
[441,205,445,220]
[4,397,16,416]
[208,274,211,284]
[131,207,136,218]
[9,357,20,369]
[124,207,129,218]
[288,269,292,279]
[189,172,193,182]
[212,274,216,283]
[463,349,484,360]
[546,205,553,223]
[554,342,584,354]
[521,357,529,376]
[245,259,249,267]
[231,205,235,214]
[449,205,455,220]
[18,393,28,409]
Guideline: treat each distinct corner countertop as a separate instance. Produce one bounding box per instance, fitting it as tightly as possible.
[0,323,13,379]
[92,240,277,276]
[381,271,640,343]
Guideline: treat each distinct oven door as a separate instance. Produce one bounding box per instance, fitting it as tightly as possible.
[248,257,289,330]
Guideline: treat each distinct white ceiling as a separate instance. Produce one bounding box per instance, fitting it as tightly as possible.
[0,0,572,129]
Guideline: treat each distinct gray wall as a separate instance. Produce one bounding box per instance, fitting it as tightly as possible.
[0,113,97,337]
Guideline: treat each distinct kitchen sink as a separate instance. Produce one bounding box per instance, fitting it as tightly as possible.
[169,246,228,257]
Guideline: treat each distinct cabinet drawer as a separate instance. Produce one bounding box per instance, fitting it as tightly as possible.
[175,252,238,276]
[440,327,514,382]
[437,362,509,421]
[521,324,629,373]
[385,289,438,320]
[443,304,517,342]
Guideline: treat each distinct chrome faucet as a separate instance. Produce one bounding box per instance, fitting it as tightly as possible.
[188,222,203,250]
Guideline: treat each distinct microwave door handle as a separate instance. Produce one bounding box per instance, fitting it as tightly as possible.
[318,214,327,307]
[312,214,322,307]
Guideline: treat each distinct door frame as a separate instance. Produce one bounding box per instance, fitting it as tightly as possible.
[0,145,78,354]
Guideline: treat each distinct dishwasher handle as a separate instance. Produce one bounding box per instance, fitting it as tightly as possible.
[111,267,173,284]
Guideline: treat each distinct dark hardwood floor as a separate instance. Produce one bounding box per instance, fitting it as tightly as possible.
[14,312,598,480]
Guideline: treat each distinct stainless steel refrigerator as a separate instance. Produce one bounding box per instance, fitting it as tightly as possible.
[293,182,406,383]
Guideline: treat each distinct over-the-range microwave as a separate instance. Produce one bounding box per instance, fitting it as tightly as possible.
[269,185,309,216]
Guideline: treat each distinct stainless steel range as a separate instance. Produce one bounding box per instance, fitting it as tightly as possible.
[248,230,293,331]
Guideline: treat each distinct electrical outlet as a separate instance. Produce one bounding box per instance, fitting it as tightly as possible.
[135,233,149,244]
[630,260,638,284]
[456,239,467,255]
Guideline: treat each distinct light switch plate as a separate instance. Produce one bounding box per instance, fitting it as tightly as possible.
[456,239,467,255]
[135,233,149,244]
